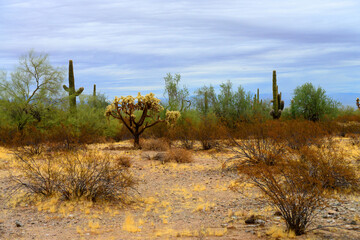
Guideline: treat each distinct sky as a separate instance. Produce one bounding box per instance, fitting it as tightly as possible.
[1,0,360,106]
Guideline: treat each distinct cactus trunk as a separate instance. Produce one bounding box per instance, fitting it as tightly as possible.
[270,70,284,119]
[63,60,84,113]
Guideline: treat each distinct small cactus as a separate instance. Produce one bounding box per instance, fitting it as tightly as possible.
[270,70,284,119]
[63,60,84,113]
[253,88,262,105]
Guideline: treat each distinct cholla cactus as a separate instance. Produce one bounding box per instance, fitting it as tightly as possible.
[165,110,181,126]
[105,92,178,148]
[356,98,360,109]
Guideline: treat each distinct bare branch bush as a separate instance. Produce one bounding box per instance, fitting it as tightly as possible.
[239,160,326,235]
[228,121,359,235]
[226,121,287,167]
[10,150,136,202]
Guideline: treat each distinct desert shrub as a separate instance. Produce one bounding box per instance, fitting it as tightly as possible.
[234,133,359,235]
[143,121,168,139]
[298,146,359,192]
[170,112,198,149]
[174,118,196,149]
[141,138,169,151]
[165,149,193,163]
[14,126,48,156]
[10,150,136,202]
[347,133,360,146]
[228,121,287,166]
[336,106,360,123]
[239,160,326,235]
[280,120,328,149]
[194,114,222,150]
[47,123,81,150]
[291,83,341,121]
[115,155,132,168]
[337,121,360,136]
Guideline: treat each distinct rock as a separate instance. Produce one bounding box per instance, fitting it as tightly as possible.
[328,210,336,215]
[15,221,23,227]
[350,220,357,225]
[245,215,256,224]
[255,219,265,226]
[221,223,228,228]
[153,152,167,162]
[274,211,282,216]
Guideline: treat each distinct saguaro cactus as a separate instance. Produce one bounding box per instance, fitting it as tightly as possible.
[253,88,262,106]
[252,88,263,112]
[63,60,84,112]
[356,98,360,110]
[270,70,284,119]
[93,84,96,97]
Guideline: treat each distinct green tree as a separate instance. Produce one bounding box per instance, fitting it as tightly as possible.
[291,83,340,121]
[193,85,216,116]
[163,73,190,112]
[0,50,65,130]
[213,80,252,124]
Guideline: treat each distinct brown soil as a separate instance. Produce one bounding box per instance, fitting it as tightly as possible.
[0,140,359,240]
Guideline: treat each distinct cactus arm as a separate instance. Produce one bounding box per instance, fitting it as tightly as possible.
[63,85,69,92]
[75,87,84,96]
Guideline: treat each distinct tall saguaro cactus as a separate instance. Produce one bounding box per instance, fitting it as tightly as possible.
[93,84,96,97]
[270,70,284,119]
[63,60,84,113]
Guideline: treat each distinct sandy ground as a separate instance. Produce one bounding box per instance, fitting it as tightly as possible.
[0,139,359,240]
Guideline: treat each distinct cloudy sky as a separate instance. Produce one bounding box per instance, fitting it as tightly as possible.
[1,0,360,105]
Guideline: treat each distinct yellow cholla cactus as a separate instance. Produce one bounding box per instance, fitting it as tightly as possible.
[105,92,168,148]
[165,110,181,126]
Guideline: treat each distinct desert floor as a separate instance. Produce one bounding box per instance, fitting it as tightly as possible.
[0,139,359,240]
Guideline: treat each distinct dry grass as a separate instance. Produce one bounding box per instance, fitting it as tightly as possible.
[141,138,169,151]
[115,155,132,168]
[165,149,193,163]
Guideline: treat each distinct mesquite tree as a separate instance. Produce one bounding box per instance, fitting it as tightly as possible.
[105,93,179,148]
[0,50,64,130]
